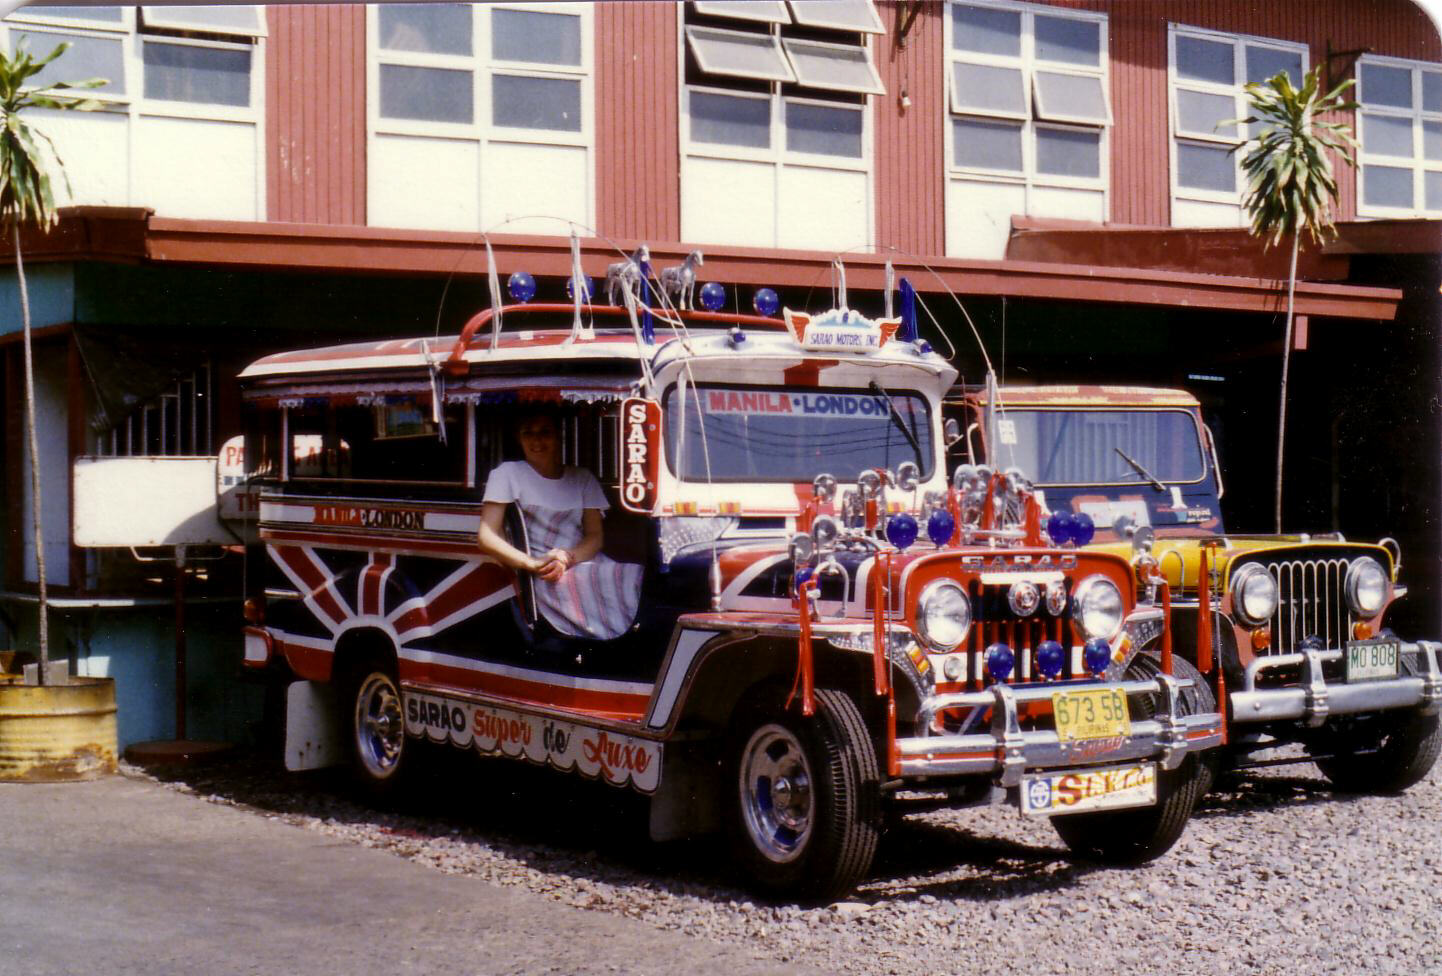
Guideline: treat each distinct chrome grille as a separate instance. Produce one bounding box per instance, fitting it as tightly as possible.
[1259,556,1353,653]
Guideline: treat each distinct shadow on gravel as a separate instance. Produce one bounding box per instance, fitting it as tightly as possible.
[138,746,751,903]
[1193,770,1369,820]
[862,817,1096,903]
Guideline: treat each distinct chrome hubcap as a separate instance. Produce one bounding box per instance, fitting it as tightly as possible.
[356,673,404,778]
[739,724,814,863]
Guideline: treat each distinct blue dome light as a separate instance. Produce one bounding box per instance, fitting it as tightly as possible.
[507,271,536,303]
[985,643,1015,683]
[926,508,954,547]
[753,287,780,317]
[794,566,814,590]
[1084,638,1112,675]
[885,513,918,551]
[699,281,726,311]
[1035,640,1065,679]
[565,275,593,302]
[1047,511,1077,546]
[1072,512,1096,546]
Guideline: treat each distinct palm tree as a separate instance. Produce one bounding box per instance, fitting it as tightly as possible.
[0,41,104,683]
[1231,66,1357,533]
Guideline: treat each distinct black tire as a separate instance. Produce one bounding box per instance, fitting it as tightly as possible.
[1051,653,1213,865]
[341,652,409,796]
[726,686,881,901]
[1316,710,1442,794]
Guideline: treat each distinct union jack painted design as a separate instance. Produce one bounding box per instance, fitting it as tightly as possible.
[262,544,656,721]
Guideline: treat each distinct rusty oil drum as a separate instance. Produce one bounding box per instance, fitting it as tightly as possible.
[0,676,118,781]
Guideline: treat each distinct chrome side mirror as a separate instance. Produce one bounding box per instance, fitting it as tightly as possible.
[857,469,882,500]
[812,515,840,553]
[790,532,815,565]
[943,418,962,447]
[812,473,837,504]
[895,461,920,493]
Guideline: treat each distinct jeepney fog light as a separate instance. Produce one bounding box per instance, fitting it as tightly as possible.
[886,513,919,551]
[1035,639,1065,679]
[1008,580,1039,617]
[1047,511,1077,546]
[1044,580,1068,616]
[1071,575,1124,640]
[1231,564,1279,627]
[1345,557,1388,617]
[927,508,955,547]
[917,580,972,651]
[942,654,966,682]
[1084,638,1111,676]
[985,643,1014,682]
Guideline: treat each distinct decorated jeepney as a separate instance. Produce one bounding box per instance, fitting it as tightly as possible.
[238,294,1224,899]
[946,384,1442,792]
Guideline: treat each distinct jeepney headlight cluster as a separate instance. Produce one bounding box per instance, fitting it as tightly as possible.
[1345,556,1388,617]
[917,579,972,651]
[1071,574,1124,641]
[1231,564,1279,627]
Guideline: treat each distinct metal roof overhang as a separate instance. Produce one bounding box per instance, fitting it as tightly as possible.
[14,207,1402,322]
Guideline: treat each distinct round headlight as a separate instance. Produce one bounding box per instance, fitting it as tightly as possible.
[1345,556,1388,617]
[917,580,972,651]
[1071,574,1124,641]
[1231,564,1278,627]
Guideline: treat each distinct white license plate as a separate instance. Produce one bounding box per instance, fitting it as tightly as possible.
[1345,639,1400,682]
[1019,763,1157,817]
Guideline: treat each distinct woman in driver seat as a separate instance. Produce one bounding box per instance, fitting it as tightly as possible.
[477,409,642,641]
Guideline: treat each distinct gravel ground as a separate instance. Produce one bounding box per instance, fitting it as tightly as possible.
[132,746,1442,976]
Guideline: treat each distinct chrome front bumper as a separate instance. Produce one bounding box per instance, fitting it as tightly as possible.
[1230,640,1442,727]
[896,676,1224,786]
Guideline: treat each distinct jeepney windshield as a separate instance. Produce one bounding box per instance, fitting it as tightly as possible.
[993,408,1206,486]
[664,383,934,483]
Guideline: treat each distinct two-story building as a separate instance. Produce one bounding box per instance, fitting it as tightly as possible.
[0,0,1436,748]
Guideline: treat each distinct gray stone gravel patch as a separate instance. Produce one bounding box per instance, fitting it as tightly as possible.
[132,750,1442,976]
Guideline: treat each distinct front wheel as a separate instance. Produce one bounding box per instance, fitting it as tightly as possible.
[346,661,409,795]
[1052,653,1213,865]
[727,687,881,901]
[1316,710,1442,794]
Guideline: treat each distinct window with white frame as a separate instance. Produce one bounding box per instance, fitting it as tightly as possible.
[1356,55,1442,217]
[368,3,593,234]
[1,5,265,220]
[680,0,883,251]
[1168,24,1306,227]
[944,0,1110,259]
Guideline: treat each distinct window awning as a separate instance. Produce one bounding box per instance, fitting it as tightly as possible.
[140,5,266,38]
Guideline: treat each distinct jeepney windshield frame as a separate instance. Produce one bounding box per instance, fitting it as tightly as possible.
[989,405,1211,488]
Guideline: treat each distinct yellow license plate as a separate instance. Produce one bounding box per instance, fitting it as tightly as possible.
[1052,687,1130,742]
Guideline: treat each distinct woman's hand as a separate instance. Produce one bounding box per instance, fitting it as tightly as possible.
[533,548,572,583]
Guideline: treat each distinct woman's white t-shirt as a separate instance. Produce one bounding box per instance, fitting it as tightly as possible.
[482,460,640,640]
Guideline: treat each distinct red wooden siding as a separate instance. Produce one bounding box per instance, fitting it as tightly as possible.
[265,4,366,225]
[1072,0,1441,225]
[596,1,680,243]
[875,1,946,257]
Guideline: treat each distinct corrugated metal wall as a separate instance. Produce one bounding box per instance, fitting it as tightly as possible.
[265,4,366,225]
[258,1,1438,238]
[1080,0,1441,225]
[595,1,680,243]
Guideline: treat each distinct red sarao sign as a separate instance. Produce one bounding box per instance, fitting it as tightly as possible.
[620,397,660,513]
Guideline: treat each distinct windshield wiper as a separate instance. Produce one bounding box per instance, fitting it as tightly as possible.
[1114,447,1166,492]
[869,380,923,469]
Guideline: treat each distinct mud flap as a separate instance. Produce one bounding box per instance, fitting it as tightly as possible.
[649,742,719,842]
[285,680,344,771]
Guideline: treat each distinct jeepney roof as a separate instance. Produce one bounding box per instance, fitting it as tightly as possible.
[239,304,958,388]
[956,385,1200,408]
